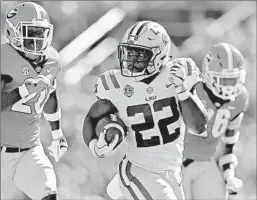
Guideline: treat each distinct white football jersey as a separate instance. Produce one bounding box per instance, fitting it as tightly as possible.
[95,58,201,172]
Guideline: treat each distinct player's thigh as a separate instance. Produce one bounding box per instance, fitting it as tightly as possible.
[192,160,226,200]
[118,159,182,200]
[181,166,192,200]
[1,152,28,200]
[107,173,125,200]
[182,160,203,200]
[13,145,57,199]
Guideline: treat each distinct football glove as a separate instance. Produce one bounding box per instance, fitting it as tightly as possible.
[89,129,120,158]
[19,75,54,98]
[169,61,187,94]
[48,133,68,162]
[225,175,243,195]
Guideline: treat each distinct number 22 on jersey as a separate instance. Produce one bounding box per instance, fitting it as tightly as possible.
[127,96,181,148]
[11,89,49,114]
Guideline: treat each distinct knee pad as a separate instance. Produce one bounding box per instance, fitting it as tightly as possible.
[41,193,58,200]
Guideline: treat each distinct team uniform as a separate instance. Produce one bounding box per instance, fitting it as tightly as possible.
[95,57,201,200]
[182,43,249,200]
[1,43,61,199]
[182,82,248,199]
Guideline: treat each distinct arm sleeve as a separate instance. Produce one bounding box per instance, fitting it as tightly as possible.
[179,92,208,135]
[1,74,13,84]
[82,99,118,146]
[219,91,249,173]
[43,90,61,131]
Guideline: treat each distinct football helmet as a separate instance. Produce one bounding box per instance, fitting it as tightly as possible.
[5,2,53,55]
[118,21,171,80]
[202,43,246,100]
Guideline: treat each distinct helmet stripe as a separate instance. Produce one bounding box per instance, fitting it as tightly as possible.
[221,43,233,70]
[33,3,42,19]
[131,21,149,36]
[135,21,150,36]
[129,21,141,35]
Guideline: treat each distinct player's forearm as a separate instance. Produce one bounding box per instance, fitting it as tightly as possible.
[43,91,63,138]
[178,91,208,134]
[219,129,240,172]
[83,114,97,146]
[1,88,22,111]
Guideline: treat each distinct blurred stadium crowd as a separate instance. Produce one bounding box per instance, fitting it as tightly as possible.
[1,1,256,199]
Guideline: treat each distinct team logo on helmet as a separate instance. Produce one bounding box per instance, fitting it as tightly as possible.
[7,8,18,19]
[123,85,134,97]
[21,66,30,76]
[162,34,169,46]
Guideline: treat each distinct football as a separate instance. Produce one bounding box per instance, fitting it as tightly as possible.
[95,114,127,148]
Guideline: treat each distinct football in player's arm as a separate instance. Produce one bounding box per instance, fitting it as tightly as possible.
[83,57,208,159]
[218,93,249,195]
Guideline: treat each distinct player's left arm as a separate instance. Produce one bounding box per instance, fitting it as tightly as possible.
[42,48,68,162]
[43,83,68,162]
[169,58,208,134]
[218,92,249,195]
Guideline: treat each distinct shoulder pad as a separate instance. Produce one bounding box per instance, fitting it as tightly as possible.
[41,46,62,83]
[95,69,121,99]
[45,46,62,70]
[1,43,18,74]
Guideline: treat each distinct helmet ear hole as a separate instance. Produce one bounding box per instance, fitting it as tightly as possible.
[6,30,10,36]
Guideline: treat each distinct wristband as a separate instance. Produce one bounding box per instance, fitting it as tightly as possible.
[44,109,62,121]
[177,90,191,101]
[224,168,235,180]
[51,129,63,140]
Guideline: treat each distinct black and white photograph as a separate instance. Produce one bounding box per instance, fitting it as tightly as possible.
[1,1,256,200]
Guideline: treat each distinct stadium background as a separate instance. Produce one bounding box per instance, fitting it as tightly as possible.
[1,1,256,199]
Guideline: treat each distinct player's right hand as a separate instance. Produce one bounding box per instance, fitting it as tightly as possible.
[89,129,120,158]
[168,60,187,94]
[19,75,54,98]
[225,175,243,195]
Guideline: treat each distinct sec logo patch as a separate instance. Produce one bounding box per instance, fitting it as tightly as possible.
[21,66,30,76]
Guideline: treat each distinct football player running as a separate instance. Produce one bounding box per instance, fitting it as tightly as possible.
[1,2,68,200]
[83,21,207,200]
[182,43,249,200]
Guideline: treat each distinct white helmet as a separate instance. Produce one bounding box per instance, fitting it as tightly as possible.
[202,43,246,100]
[118,21,171,80]
[5,2,53,55]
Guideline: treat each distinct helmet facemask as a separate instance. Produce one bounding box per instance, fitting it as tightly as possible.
[118,44,160,78]
[204,69,246,100]
[7,18,53,55]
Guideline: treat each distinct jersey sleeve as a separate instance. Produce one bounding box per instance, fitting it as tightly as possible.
[228,87,249,129]
[1,44,12,77]
[1,74,13,84]
[94,70,121,100]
